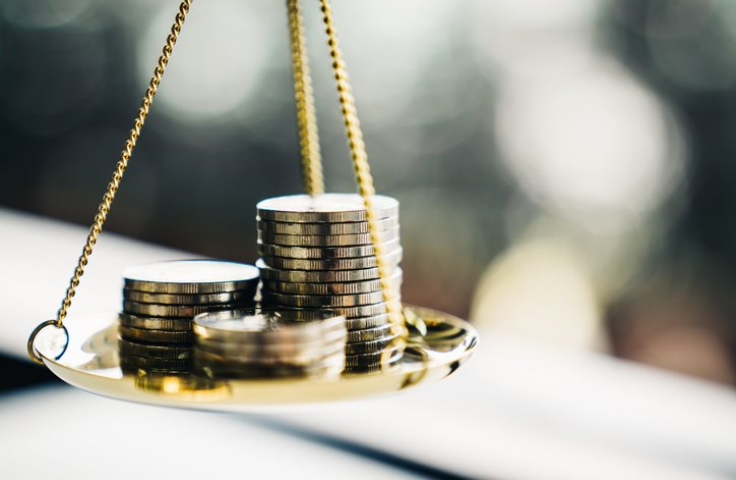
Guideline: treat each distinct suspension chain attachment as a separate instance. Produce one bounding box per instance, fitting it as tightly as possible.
[318,0,406,339]
[287,0,324,197]
[27,0,194,365]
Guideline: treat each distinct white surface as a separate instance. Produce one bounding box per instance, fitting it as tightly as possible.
[2,208,736,480]
[0,387,421,480]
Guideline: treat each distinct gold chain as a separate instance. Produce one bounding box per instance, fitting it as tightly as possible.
[318,0,406,336]
[28,0,193,364]
[287,0,324,197]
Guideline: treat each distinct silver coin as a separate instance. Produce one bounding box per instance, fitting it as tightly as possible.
[123,260,260,294]
[118,338,192,360]
[270,304,391,319]
[257,217,399,236]
[260,249,402,271]
[123,301,254,318]
[345,314,391,330]
[260,273,402,296]
[124,289,257,306]
[257,194,399,223]
[344,345,405,367]
[257,239,401,260]
[345,335,400,355]
[258,229,399,247]
[194,323,347,347]
[118,313,192,331]
[257,259,384,283]
[192,309,345,343]
[260,291,388,308]
[118,325,194,344]
[346,324,394,343]
[194,340,345,366]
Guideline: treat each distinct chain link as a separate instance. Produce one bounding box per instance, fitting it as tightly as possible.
[318,0,406,337]
[287,0,324,197]
[28,0,193,363]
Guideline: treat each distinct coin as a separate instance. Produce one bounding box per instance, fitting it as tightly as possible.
[258,229,399,247]
[123,301,254,318]
[118,338,192,360]
[194,325,347,348]
[273,304,391,319]
[260,291,387,308]
[260,249,402,271]
[194,341,346,366]
[118,325,194,344]
[257,259,384,283]
[123,260,260,294]
[123,289,257,306]
[119,313,193,331]
[345,314,391,330]
[257,217,399,236]
[342,357,402,375]
[346,324,393,343]
[192,309,346,343]
[257,240,401,260]
[260,273,402,296]
[257,194,399,223]
[345,335,400,355]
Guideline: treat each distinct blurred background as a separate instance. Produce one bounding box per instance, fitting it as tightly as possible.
[3,0,736,400]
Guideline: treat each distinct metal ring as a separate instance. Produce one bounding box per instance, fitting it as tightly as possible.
[27,320,69,366]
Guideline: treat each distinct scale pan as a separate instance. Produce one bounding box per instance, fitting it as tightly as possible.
[38,306,478,412]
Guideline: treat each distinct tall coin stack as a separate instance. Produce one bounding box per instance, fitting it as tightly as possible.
[256,194,405,374]
[193,309,347,379]
[118,260,260,375]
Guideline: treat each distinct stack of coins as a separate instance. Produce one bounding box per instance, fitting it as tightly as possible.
[193,309,346,379]
[256,194,405,374]
[118,260,260,375]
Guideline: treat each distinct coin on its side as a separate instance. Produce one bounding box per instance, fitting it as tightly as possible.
[260,249,402,271]
[257,240,401,260]
[123,301,254,318]
[256,194,399,223]
[123,289,257,306]
[257,259,383,283]
[257,217,398,235]
[257,229,400,248]
[119,313,193,331]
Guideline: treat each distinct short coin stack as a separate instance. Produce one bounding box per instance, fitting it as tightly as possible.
[256,194,405,374]
[193,309,346,379]
[118,260,260,375]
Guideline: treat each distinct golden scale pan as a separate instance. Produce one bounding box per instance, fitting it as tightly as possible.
[27,0,478,412]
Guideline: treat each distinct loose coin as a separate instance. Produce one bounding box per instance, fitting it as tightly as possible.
[260,249,402,271]
[257,194,399,223]
[257,240,401,260]
[118,338,192,360]
[258,229,399,247]
[123,289,257,306]
[123,260,260,294]
[345,335,400,355]
[260,273,402,296]
[118,325,194,344]
[257,217,398,236]
[256,259,384,283]
[123,301,254,318]
[119,313,192,331]
[260,291,387,308]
